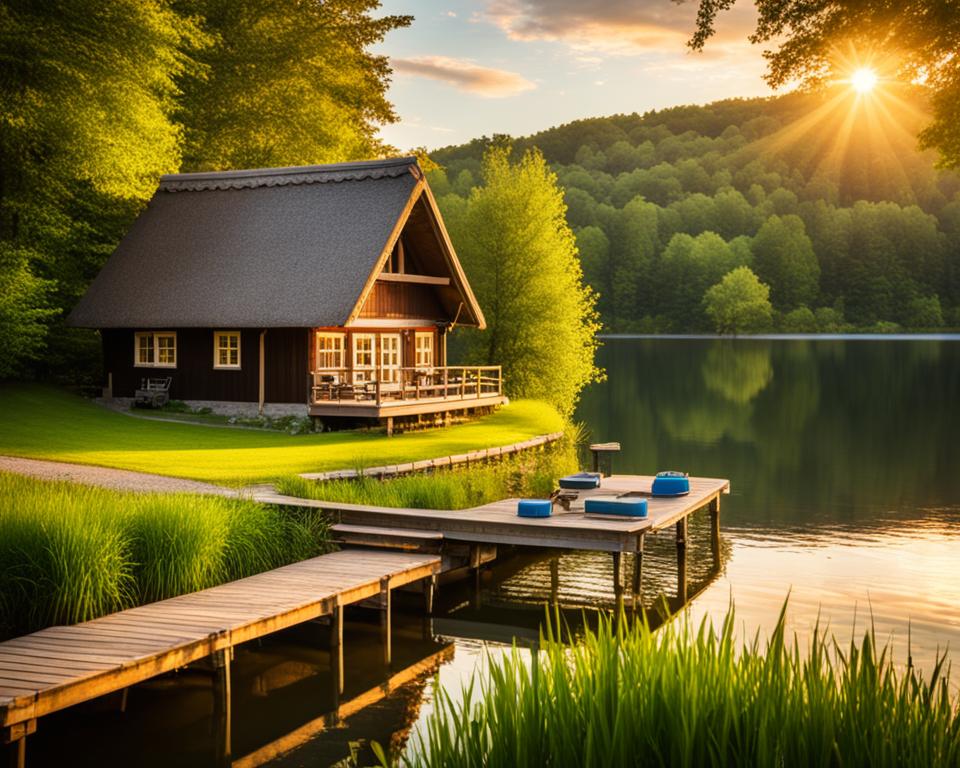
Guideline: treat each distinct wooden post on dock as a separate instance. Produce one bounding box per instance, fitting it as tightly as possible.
[676,518,688,604]
[710,495,722,569]
[612,551,624,612]
[3,721,34,768]
[632,535,645,612]
[550,556,560,604]
[212,649,231,767]
[330,598,344,706]
[380,577,392,667]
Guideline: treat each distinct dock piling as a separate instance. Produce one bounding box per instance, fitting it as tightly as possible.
[710,496,722,568]
[612,551,624,612]
[676,518,688,604]
[380,578,392,667]
[212,649,231,767]
[3,721,33,768]
[632,536,645,611]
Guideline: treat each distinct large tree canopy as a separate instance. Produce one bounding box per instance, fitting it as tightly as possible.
[0,0,410,378]
[175,0,411,170]
[689,0,960,169]
[439,148,603,414]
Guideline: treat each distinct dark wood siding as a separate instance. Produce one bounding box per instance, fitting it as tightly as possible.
[359,282,446,320]
[265,328,309,403]
[102,328,307,403]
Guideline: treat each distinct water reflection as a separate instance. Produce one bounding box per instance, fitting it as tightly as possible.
[575,337,960,676]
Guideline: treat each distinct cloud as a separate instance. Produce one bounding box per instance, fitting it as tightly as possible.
[392,56,536,97]
[483,0,757,57]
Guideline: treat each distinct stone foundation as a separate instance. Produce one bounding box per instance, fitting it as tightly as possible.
[107,397,308,419]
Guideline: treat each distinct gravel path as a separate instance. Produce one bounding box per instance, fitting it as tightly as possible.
[0,456,240,497]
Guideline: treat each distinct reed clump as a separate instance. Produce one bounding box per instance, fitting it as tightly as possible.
[277,440,579,510]
[0,473,331,639]
[411,604,960,767]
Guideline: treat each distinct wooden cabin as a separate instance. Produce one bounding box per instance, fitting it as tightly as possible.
[68,157,505,430]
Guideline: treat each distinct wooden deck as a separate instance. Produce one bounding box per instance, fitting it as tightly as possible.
[258,474,730,553]
[0,549,440,767]
[257,473,729,613]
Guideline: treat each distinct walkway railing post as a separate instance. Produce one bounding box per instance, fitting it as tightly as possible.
[632,535,645,613]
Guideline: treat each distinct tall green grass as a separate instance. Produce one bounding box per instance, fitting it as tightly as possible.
[276,440,579,510]
[410,605,960,767]
[0,473,332,639]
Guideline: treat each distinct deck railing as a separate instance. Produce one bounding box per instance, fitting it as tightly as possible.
[309,365,503,406]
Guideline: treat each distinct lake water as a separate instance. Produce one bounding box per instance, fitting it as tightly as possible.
[23,338,960,766]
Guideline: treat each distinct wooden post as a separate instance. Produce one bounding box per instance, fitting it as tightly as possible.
[612,551,623,612]
[212,649,231,767]
[710,495,722,569]
[476,367,482,398]
[258,330,266,416]
[550,556,560,604]
[423,573,436,615]
[331,600,344,699]
[676,517,688,604]
[380,577,392,667]
[3,721,34,768]
[385,415,393,437]
[632,535,645,612]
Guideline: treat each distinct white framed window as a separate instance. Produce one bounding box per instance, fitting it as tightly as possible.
[380,333,401,383]
[316,333,345,370]
[415,332,434,368]
[213,331,241,369]
[352,333,375,383]
[134,332,177,368]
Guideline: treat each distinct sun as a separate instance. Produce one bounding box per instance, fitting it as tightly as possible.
[851,67,878,94]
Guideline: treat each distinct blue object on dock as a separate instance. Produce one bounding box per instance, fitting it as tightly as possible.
[584,496,648,517]
[559,472,602,490]
[518,499,553,518]
[652,471,690,497]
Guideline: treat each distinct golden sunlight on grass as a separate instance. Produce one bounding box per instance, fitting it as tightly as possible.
[851,67,878,94]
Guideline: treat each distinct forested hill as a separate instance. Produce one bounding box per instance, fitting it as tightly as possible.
[427,88,960,332]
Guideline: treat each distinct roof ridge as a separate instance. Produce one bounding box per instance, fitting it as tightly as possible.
[160,157,421,193]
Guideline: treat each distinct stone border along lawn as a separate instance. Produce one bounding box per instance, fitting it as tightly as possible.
[0,385,565,485]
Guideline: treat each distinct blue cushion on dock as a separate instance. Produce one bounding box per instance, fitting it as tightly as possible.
[518,499,552,518]
[651,471,690,497]
[584,496,648,517]
[559,472,602,490]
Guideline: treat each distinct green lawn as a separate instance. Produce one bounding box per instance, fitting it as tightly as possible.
[0,385,564,484]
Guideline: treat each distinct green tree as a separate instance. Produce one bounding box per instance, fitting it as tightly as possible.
[0,0,202,375]
[175,0,411,170]
[657,231,748,330]
[689,0,960,168]
[751,215,820,310]
[442,147,602,413]
[703,267,773,335]
[782,306,818,333]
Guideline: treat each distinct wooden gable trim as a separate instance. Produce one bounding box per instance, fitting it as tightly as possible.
[419,182,486,329]
[345,174,486,330]
[346,177,426,326]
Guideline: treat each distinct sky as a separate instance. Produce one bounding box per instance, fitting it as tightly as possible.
[375,0,776,151]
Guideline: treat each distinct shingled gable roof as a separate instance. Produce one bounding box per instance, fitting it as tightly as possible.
[68,157,484,329]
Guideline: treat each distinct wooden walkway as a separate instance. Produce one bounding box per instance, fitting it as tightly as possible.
[298,431,564,481]
[0,549,440,767]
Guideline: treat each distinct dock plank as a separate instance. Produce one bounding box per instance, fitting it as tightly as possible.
[0,549,440,730]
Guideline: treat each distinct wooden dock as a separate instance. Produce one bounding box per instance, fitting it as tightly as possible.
[0,549,440,768]
[258,474,730,610]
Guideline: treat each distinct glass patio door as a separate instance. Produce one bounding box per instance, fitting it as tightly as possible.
[379,334,401,383]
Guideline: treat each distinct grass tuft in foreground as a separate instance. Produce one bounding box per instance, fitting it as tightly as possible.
[276,438,579,510]
[0,473,331,639]
[409,604,960,767]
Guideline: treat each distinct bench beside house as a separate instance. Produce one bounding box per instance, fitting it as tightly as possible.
[68,157,505,431]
